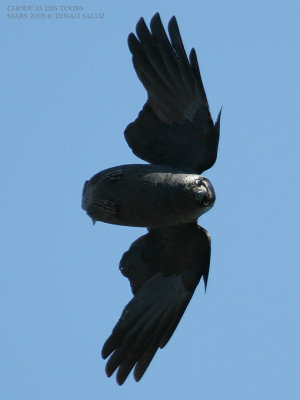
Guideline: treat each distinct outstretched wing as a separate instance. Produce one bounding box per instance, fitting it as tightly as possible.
[102,223,210,384]
[125,13,221,174]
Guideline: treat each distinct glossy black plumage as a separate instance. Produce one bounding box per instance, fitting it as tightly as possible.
[81,13,221,385]
[102,224,210,384]
[125,14,221,173]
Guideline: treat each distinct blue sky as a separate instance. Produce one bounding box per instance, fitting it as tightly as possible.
[1,0,299,399]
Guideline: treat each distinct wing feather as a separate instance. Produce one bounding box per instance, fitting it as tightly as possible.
[102,224,211,384]
[125,13,221,174]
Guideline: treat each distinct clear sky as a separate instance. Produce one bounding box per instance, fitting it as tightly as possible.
[1,1,299,399]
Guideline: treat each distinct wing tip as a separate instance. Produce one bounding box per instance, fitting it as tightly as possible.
[150,12,164,33]
[189,48,201,79]
[215,106,222,131]
[102,337,114,360]
[167,15,179,36]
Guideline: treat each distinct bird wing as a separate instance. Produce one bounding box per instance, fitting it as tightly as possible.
[101,223,210,384]
[124,13,221,174]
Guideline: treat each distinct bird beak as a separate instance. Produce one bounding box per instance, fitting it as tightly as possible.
[92,219,96,225]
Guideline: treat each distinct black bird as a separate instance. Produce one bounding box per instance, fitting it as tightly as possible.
[82,13,221,385]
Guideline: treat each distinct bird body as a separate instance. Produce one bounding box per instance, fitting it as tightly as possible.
[82,164,215,227]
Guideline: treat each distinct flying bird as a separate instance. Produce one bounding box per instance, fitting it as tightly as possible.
[82,13,221,385]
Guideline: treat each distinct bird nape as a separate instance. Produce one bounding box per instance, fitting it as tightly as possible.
[82,12,221,385]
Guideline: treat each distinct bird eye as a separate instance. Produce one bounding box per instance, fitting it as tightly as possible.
[195,178,202,186]
[203,200,209,206]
